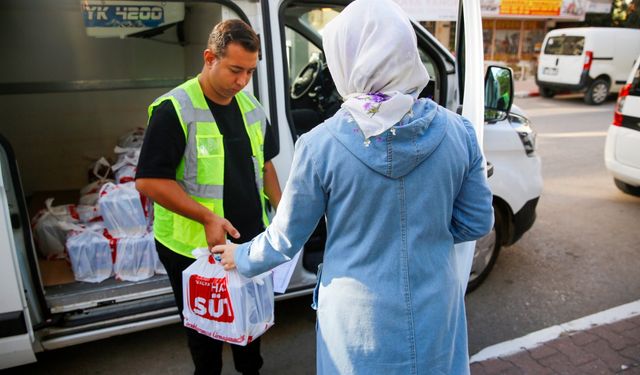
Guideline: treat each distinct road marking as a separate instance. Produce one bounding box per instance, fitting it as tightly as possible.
[470,299,640,362]
[537,131,607,138]
[526,106,613,117]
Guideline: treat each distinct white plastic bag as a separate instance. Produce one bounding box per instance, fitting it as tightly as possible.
[114,233,156,281]
[65,223,113,283]
[116,128,145,149]
[112,151,139,184]
[98,182,147,238]
[86,156,113,182]
[113,164,137,184]
[80,158,114,206]
[31,198,79,259]
[77,204,102,223]
[182,248,274,346]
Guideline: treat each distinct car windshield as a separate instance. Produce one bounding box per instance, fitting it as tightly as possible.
[543,36,584,56]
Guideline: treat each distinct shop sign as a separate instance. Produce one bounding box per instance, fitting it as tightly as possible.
[586,0,613,14]
[481,0,588,19]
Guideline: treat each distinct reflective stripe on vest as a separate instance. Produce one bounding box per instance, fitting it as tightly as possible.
[148,77,269,257]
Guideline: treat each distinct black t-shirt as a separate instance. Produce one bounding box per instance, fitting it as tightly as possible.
[136,96,279,243]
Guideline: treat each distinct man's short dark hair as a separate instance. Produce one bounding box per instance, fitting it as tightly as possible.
[208,19,260,57]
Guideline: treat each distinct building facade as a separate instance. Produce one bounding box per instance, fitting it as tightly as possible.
[401,0,612,80]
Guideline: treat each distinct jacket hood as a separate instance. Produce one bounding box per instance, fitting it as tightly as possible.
[325,98,446,179]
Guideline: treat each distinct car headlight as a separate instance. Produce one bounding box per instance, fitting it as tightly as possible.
[509,113,537,157]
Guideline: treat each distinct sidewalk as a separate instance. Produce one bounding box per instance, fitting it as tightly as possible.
[470,301,640,374]
[514,77,539,99]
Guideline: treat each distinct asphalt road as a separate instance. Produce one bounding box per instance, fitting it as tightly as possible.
[466,95,640,353]
[6,95,640,375]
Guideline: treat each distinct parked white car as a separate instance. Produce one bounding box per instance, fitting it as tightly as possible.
[536,27,640,105]
[604,54,640,196]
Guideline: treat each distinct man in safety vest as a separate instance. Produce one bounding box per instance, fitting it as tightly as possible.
[136,19,281,375]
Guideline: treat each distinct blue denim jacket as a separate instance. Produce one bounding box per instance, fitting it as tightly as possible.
[235,98,493,374]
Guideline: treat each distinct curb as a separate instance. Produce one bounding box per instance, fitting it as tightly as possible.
[469,299,640,363]
[514,90,540,98]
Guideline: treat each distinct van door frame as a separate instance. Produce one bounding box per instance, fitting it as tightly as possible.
[455,0,485,289]
[0,136,37,368]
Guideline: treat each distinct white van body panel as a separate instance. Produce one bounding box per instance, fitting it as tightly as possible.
[455,0,485,289]
[537,27,640,93]
[0,160,36,367]
[264,0,297,190]
[0,336,35,369]
[484,116,542,214]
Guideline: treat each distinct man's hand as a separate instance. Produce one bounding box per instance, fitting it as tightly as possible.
[211,243,238,270]
[136,178,240,247]
[203,214,240,249]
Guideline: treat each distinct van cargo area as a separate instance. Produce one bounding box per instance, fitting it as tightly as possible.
[0,0,237,346]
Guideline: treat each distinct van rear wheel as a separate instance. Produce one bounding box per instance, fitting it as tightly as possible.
[539,87,555,98]
[584,79,609,105]
[614,178,640,197]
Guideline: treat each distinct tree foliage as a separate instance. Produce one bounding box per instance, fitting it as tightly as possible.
[582,0,640,28]
[612,0,640,27]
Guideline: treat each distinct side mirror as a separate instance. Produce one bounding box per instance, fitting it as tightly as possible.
[484,66,514,121]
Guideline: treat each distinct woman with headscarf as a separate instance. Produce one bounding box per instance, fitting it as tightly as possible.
[213,0,493,373]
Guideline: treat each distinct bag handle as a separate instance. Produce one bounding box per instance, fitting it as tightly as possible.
[98,182,117,197]
[191,248,211,259]
[57,221,86,233]
[44,198,55,212]
[92,157,112,181]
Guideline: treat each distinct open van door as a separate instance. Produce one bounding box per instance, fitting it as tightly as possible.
[0,137,36,368]
[267,0,494,290]
[455,0,485,288]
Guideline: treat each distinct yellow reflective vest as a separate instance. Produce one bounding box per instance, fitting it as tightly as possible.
[148,76,269,258]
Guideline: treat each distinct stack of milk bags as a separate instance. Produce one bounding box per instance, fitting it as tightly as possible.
[32,128,166,283]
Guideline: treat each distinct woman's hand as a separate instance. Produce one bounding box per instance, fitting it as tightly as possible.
[211,243,238,271]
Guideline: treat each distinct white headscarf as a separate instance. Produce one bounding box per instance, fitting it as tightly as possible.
[322,0,430,140]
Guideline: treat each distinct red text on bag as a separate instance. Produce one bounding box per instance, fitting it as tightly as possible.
[188,275,234,322]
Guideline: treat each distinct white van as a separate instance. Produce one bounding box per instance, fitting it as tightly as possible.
[536,27,640,105]
[0,0,540,368]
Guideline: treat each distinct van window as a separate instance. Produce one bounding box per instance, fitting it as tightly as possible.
[282,4,442,137]
[285,27,323,85]
[543,36,585,56]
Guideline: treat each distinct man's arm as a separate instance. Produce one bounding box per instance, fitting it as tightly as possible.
[263,160,281,209]
[136,102,239,248]
[136,179,239,248]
